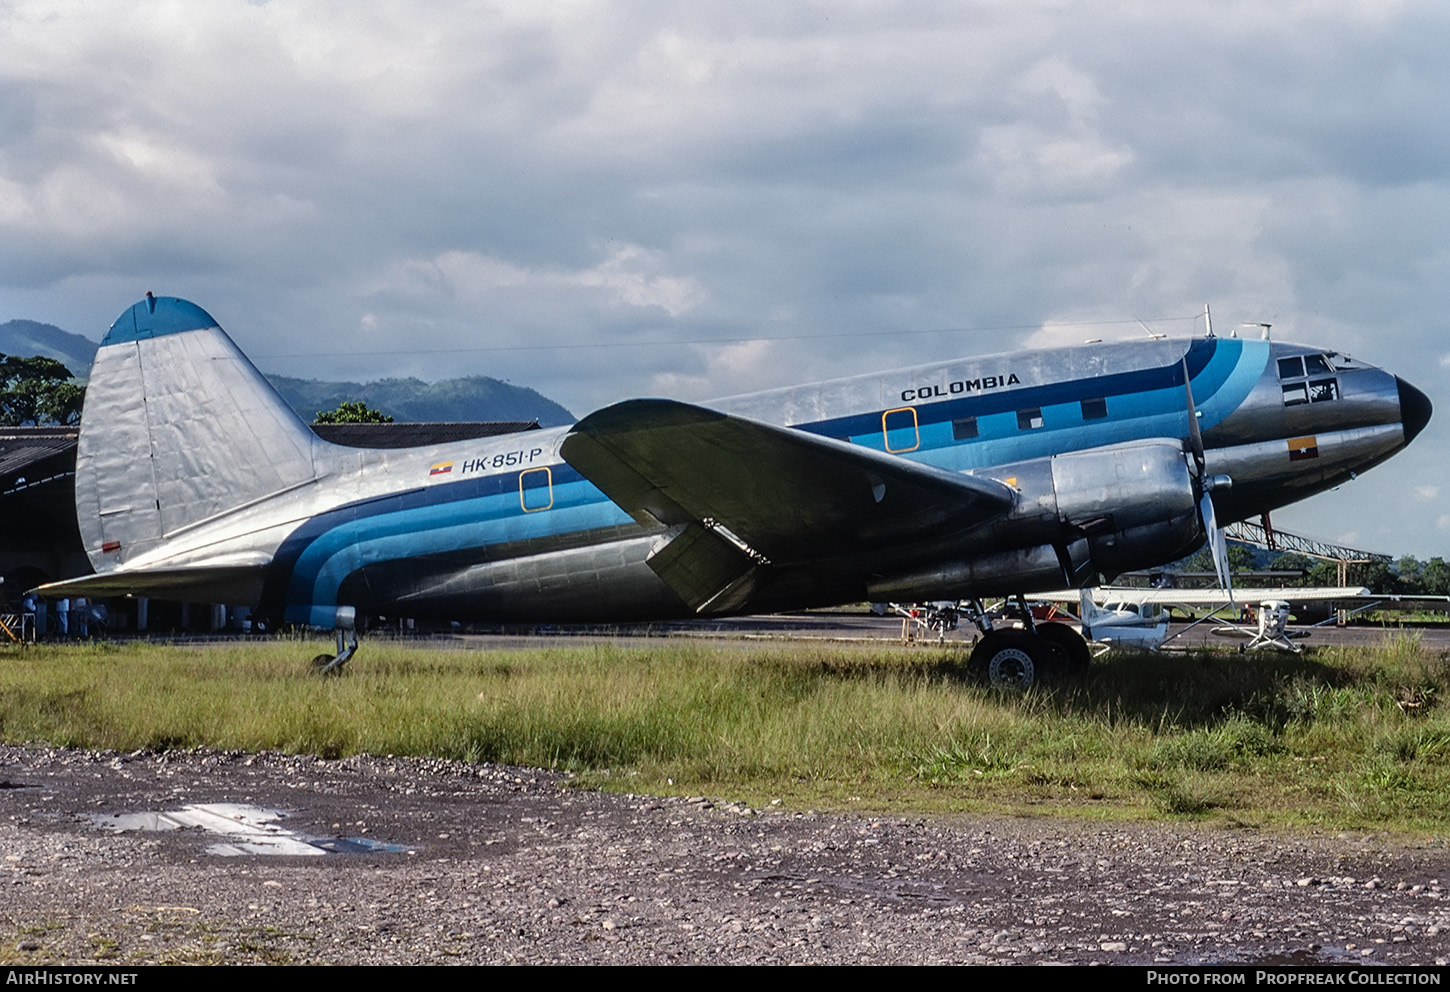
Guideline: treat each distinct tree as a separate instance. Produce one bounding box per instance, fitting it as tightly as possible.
[1226,545,1257,572]
[0,354,84,426]
[1174,541,1255,575]
[313,400,393,424]
[1305,559,1340,587]
[1269,552,1314,578]
[1396,555,1423,588]
[1419,558,1450,597]
[1354,560,1398,594]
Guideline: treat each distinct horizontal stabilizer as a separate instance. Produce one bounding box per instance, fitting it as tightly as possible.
[36,561,269,605]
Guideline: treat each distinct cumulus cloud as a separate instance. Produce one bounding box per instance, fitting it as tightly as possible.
[2,0,1448,553]
[375,244,706,318]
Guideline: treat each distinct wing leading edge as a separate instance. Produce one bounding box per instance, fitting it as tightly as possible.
[560,399,1015,613]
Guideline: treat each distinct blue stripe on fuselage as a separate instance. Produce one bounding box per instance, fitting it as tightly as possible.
[263,466,634,624]
[270,337,1268,623]
[807,338,1265,472]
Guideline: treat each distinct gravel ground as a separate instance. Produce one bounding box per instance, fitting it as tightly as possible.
[2,743,1448,966]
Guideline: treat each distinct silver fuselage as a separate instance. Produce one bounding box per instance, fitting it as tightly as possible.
[65,302,1429,628]
[253,339,1423,624]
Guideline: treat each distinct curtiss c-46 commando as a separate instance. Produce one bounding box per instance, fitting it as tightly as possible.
[39,296,1431,686]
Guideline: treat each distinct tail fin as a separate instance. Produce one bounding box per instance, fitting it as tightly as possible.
[75,296,319,571]
[1078,589,1102,639]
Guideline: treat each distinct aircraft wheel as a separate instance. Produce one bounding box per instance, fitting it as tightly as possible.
[311,653,342,676]
[1036,623,1091,674]
[969,631,1050,690]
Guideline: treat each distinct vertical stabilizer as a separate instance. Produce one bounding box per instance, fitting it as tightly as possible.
[1078,589,1102,640]
[76,296,319,571]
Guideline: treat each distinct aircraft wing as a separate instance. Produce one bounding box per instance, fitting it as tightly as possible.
[1100,586,1368,605]
[1037,586,1369,605]
[561,399,1014,610]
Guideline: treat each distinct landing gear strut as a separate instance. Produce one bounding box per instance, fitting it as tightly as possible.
[311,607,358,676]
[960,596,1092,689]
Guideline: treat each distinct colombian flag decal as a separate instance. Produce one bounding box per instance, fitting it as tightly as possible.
[1287,436,1319,461]
[429,461,454,476]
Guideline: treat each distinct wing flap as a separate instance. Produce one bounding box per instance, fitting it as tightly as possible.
[645,522,761,613]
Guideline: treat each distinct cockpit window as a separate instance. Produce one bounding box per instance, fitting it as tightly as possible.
[1279,354,1339,407]
[1326,351,1370,371]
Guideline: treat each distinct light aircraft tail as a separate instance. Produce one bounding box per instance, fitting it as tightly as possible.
[1078,589,1104,640]
[73,295,320,573]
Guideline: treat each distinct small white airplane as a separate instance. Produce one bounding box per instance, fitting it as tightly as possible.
[1077,590,1171,652]
[1046,584,1373,653]
[1212,599,1306,652]
[37,295,1431,686]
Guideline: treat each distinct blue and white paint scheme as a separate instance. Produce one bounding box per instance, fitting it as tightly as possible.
[43,295,1431,676]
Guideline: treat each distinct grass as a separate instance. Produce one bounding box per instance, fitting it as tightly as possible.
[3,634,1450,833]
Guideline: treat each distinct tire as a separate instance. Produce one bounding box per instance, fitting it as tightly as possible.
[1036,622,1091,675]
[969,630,1051,690]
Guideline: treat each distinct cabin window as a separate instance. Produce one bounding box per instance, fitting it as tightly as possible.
[1080,397,1107,420]
[519,467,554,512]
[1016,407,1044,430]
[1304,354,1334,376]
[952,417,979,440]
[1277,356,1305,379]
[881,406,920,453]
[1282,383,1309,407]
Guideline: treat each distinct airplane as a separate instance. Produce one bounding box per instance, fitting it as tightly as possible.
[37,294,1432,686]
[1212,600,1307,652]
[1077,591,1171,653]
[1055,586,1373,654]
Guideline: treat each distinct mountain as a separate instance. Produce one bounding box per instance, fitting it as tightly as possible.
[0,320,99,379]
[2,318,575,426]
[266,374,574,426]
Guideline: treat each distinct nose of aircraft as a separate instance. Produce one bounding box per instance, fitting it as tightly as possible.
[1396,376,1432,443]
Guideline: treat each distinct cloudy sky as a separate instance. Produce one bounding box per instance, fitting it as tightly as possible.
[2,0,1447,557]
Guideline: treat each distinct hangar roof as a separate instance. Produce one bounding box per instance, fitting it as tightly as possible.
[0,427,78,483]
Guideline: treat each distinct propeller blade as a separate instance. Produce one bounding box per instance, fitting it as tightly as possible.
[1182,358,1205,477]
[1200,490,1236,609]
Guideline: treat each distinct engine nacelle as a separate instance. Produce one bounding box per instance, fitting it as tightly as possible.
[1050,439,1202,577]
[865,439,1203,601]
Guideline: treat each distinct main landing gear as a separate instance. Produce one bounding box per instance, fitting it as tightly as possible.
[310,607,358,676]
[961,597,1091,690]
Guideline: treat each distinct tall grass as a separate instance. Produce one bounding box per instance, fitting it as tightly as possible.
[3,634,1449,832]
